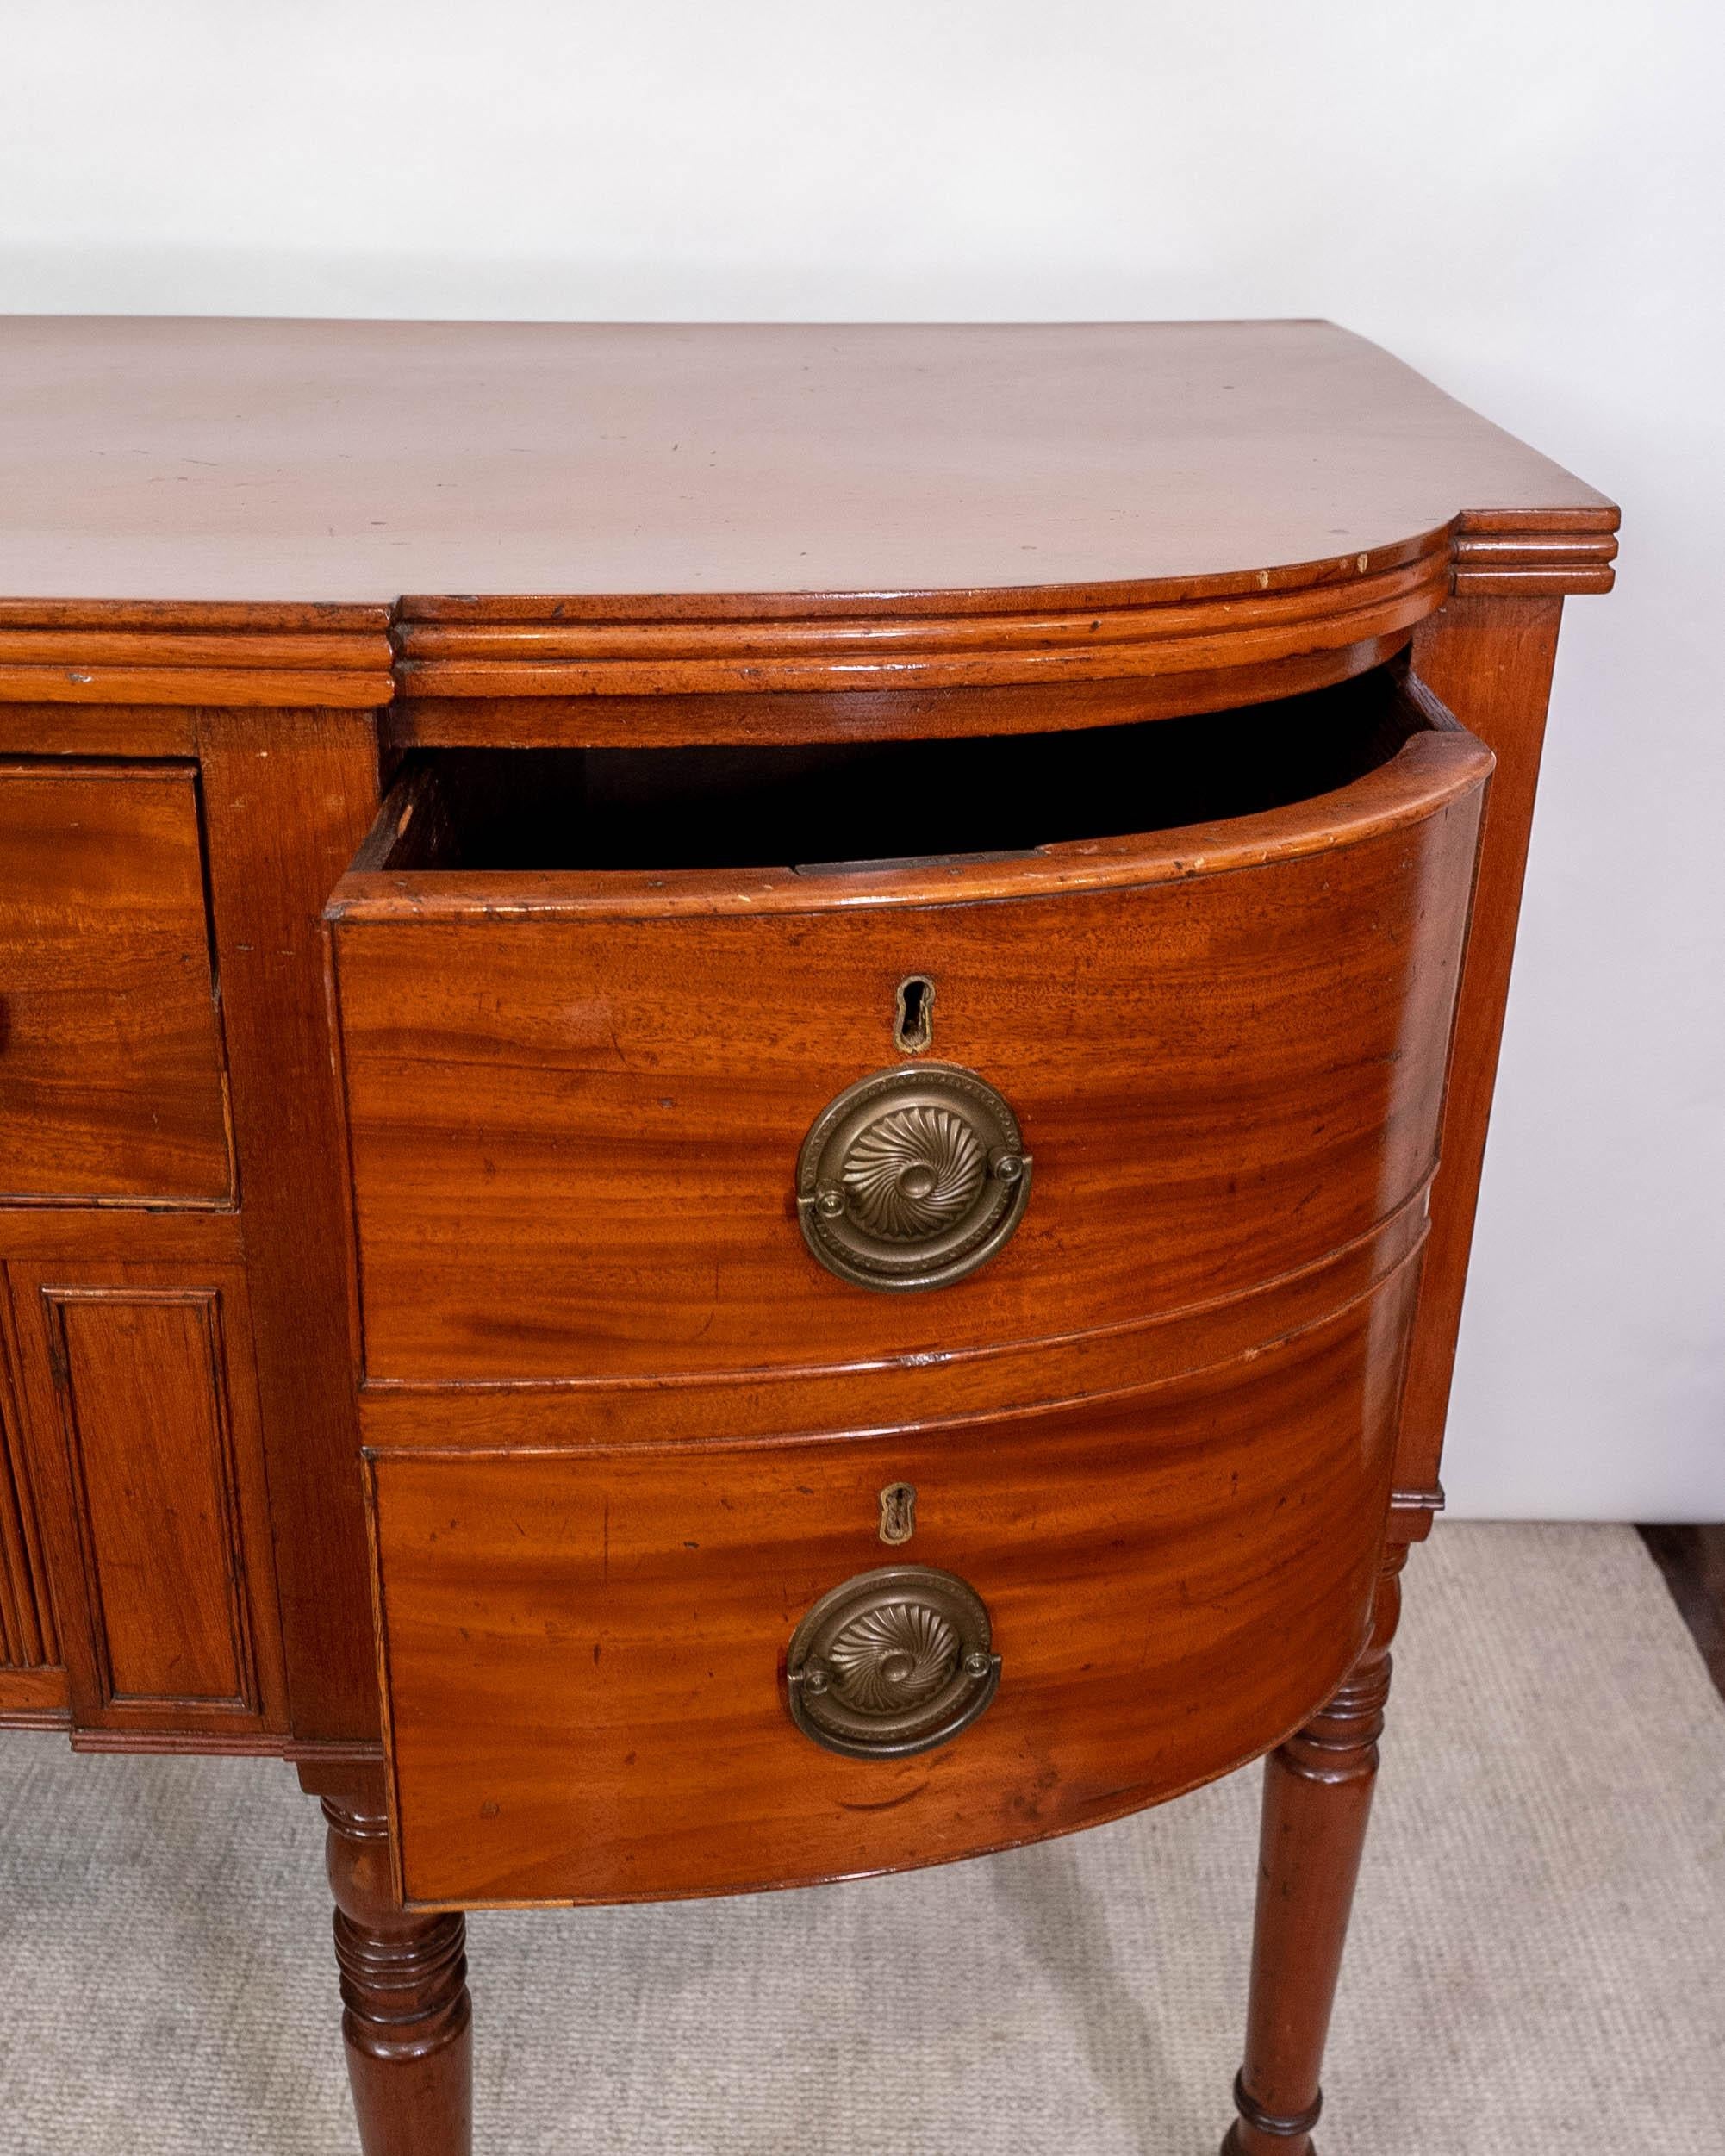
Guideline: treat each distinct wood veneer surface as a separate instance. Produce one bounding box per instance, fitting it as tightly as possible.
[371,1271,1413,1907]
[0,763,232,1204]
[329,723,1486,1386]
[0,312,1625,2153]
[0,318,1610,606]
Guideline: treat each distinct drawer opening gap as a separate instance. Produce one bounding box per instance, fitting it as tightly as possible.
[366,662,1424,878]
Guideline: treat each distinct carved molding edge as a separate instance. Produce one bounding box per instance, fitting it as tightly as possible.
[0,499,1617,710]
[0,601,396,707]
[1451,508,1620,596]
[389,535,1454,698]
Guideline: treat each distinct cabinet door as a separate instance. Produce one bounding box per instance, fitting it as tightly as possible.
[7,1261,287,1737]
[0,763,232,1204]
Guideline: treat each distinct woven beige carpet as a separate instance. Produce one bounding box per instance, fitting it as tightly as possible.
[1,1524,1721,2155]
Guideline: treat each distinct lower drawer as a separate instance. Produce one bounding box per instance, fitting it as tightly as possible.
[367,1264,1414,1907]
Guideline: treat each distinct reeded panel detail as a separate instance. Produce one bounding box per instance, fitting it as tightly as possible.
[0,1355,58,1673]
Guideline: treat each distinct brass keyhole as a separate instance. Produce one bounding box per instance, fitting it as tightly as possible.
[894,975,935,1054]
[878,1482,917,1545]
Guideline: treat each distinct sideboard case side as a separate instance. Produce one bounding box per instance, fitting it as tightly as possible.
[1393,594,1569,1530]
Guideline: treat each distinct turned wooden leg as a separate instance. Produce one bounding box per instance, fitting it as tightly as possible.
[321,1779,472,2156]
[1222,1547,1406,2156]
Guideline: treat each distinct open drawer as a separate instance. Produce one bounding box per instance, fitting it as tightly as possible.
[325,669,1491,1386]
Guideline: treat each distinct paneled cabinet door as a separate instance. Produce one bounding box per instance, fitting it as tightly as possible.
[6,1261,288,1738]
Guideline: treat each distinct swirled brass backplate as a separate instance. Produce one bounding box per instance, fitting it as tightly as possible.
[785,1564,1000,1760]
[795,1062,1031,1291]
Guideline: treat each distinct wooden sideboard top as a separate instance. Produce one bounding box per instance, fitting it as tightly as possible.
[0,318,1617,713]
[0,317,1614,606]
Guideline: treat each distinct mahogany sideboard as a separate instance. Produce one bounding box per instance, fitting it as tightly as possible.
[0,318,1616,2155]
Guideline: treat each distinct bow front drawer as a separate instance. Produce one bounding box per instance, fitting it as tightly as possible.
[367,1262,1418,1908]
[325,671,1490,1385]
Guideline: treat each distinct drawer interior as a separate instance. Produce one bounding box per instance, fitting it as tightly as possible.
[371,665,1424,876]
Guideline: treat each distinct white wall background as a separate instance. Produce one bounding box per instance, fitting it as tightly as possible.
[2,2,1721,1517]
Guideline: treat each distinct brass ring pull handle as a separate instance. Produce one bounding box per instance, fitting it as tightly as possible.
[785,1565,1001,1760]
[795,1062,1031,1292]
